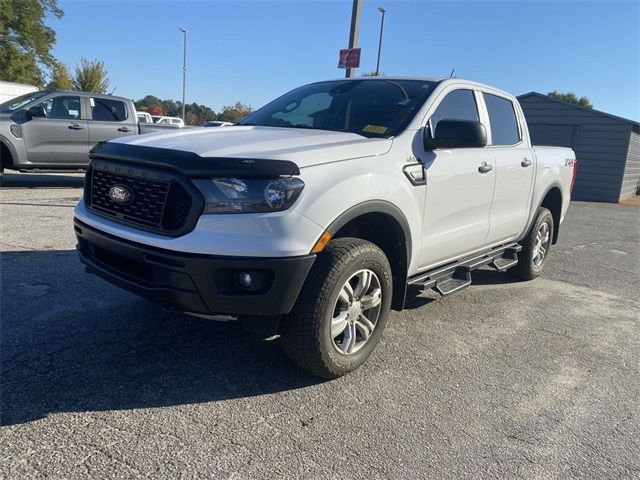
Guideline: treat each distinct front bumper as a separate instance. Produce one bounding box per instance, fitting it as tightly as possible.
[74,218,316,317]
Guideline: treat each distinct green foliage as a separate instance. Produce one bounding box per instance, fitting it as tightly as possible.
[361,71,384,77]
[0,0,63,87]
[134,96,217,126]
[547,91,593,109]
[45,61,73,90]
[217,102,253,123]
[72,58,110,94]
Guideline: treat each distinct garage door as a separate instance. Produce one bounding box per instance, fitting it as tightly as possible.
[527,124,577,147]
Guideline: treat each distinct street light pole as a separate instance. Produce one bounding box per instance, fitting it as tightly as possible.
[345,0,362,78]
[179,27,187,121]
[375,7,385,76]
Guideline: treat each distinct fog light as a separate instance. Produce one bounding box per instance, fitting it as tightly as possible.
[233,270,267,292]
[236,271,253,289]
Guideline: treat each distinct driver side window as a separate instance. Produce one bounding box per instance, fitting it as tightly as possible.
[429,89,478,136]
[34,96,81,120]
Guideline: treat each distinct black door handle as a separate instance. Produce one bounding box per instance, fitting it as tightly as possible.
[521,158,532,167]
[478,162,493,174]
[68,124,83,130]
[117,127,132,132]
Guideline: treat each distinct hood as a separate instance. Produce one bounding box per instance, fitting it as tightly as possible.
[111,126,392,169]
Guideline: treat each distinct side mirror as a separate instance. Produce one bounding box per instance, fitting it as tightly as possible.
[26,106,47,119]
[424,119,487,150]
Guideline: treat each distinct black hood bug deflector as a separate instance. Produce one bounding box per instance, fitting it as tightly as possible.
[90,142,300,178]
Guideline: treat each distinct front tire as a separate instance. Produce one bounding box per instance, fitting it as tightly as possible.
[510,207,554,280]
[280,238,392,379]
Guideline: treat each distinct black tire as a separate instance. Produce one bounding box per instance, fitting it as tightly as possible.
[510,207,554,280]
[280,238,393,379]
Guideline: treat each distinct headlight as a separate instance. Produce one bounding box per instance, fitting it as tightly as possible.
[193,177,305,214]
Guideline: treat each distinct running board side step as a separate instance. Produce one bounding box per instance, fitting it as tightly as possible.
[407,243,522,297]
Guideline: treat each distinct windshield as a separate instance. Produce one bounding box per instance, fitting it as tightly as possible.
[0,91,48,113]
[238,79,437,138]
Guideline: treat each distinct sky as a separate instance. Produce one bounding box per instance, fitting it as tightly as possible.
[49,0,639,120]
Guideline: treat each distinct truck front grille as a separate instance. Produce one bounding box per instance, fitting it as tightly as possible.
[85,161,202,236]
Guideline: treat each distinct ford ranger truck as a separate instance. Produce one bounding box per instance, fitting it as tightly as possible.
[73,78,577,378]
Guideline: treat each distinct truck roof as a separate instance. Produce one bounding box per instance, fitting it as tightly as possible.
[43,90,132,103]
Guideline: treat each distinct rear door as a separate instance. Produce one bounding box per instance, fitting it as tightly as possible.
[481,92,535,243]
[87,97,137,149]
[23,94,89,165]
[419,88,496,268]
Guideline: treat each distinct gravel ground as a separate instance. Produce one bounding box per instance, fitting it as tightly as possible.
[1,173,639,479]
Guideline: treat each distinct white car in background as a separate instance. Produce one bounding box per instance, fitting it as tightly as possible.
[136,111,153,124]
[152,116,184,127]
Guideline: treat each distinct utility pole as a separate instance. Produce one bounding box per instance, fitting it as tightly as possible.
[179,27,187,121]
[375,7,386,76]
[345,0,362,78]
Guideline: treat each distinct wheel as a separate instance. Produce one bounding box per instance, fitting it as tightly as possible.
[280,238,392,379]
[510,207,554,280]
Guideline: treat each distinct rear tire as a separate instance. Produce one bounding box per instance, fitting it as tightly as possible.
[510,207,554,280]
[280,238,392,379]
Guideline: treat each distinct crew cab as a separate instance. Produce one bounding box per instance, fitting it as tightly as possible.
[73,77,576,378]
[0,90,178,175]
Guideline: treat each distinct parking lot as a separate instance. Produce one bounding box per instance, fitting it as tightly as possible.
[1,173,639,479]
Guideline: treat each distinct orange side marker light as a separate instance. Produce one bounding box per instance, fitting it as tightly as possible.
[311,231,333,253]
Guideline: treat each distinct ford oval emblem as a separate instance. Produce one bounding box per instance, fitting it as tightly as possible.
[109,184,133,204]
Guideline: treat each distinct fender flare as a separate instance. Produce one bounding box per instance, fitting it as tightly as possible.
[324,200,412,311]
[522,181,564,243]
[325,199,413,266]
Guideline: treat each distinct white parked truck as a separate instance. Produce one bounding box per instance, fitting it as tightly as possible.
[74,77,577,378]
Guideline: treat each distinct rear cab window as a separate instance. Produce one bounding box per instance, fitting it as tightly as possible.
[483,93,521,145]
[90,97,128,122]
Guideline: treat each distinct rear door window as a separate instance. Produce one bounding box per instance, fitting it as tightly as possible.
[429,89,479,136]
[91,97,128,122]
[483,93,520,145]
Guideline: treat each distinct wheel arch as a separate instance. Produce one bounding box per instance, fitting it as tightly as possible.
[539,185,563,244]
[0,137,15,170]
[326,200,411,311]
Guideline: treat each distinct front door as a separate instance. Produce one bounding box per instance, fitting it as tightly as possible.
[23,95,89,165]
[419,88,496,269]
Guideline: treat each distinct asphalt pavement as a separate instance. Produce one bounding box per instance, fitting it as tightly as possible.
[1,173,639,479]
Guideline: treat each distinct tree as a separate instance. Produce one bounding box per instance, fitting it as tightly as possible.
[73,58,110,94]
[45,61,73,90]
[218,102,253,123]
[146,105,163,116]
[0,0,64,87]
[547,91,593,109]
[361,71,384,77]
[134,96,217,125]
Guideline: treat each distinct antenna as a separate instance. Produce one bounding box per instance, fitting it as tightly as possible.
[449,68,455,78]
[108,86,117,95]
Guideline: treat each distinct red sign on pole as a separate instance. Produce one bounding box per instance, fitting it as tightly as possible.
[338,48,361,69]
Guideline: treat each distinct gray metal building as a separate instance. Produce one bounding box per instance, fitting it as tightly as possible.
[518,92,640,203]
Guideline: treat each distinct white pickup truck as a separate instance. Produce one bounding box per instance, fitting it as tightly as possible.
[74,77,576,378]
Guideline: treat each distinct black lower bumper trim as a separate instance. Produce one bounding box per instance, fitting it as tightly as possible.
[74,218,316,316]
